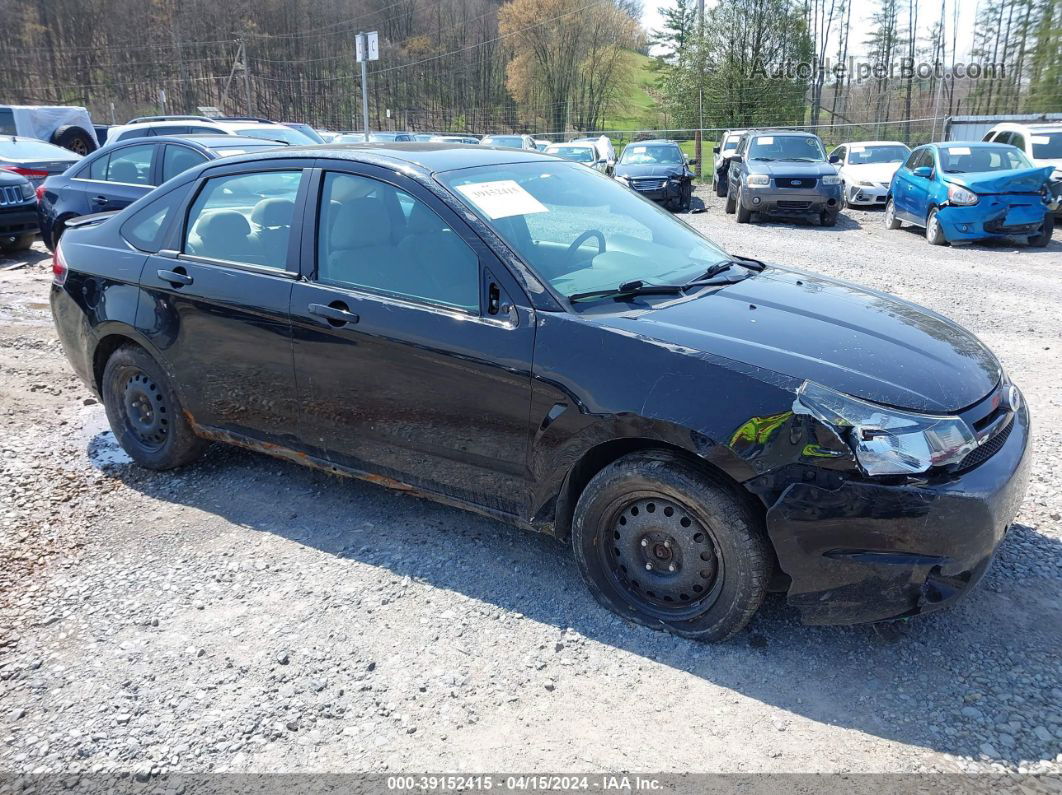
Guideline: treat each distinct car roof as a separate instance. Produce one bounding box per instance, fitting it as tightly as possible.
[837,140,907,147]
[746,129,818,137]
[628,139,679,146]
[195,142,554,175]
[990,121,1062,132]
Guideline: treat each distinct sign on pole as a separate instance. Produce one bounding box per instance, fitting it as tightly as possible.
[356,31,379,62]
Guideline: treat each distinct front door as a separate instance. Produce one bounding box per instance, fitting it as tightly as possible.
[290,164,536,517]
[137,163,309,442]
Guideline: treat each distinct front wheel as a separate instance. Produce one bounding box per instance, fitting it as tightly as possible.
[820,210,838,227]
[735,189,752,223]
[884,198,901,230]
[1028,212,1054,247]
[102,345,207,470]
[926,208,948,246]
[714,174,727,197]
[724,190,736,214]
[571,452,769,642]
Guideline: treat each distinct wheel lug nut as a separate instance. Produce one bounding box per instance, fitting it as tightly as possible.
[668,564,676,572]
[640,539,648,547]
[645,562,652,570]
[663,540,671,548]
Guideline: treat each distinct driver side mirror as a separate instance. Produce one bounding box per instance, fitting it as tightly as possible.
[687,158,697,165]
[730,154,743,163]
[712,146,720,154]
[912,165,933,178]
[828,154,841,164]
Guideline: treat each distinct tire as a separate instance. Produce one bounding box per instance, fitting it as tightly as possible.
[1,233,35,252]
[819,210,837,227]
[724,189,736,214]
[735,189,752,224]
[680,182,692,212]
[51,125,97,155]
[1028,212,1053,247]
[714,174,727,197]
[839,182,848,210]
[926,207,948,245]
[571,451,769,643]
[101,345,207,470]
[884,198,901,230]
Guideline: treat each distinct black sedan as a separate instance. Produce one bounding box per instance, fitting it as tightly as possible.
[613,139,694,211]
[37,135,286,250]
[0,170,38,252]
[50,143,1030,641]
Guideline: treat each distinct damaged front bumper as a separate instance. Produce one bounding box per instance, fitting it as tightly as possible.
[762,402,1031,626]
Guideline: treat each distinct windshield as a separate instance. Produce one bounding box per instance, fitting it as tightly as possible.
[548,145,595,163]
[0,137,78,160]
[237,127,315,145]
[1030,132,1062,159]
[483,136,524,148]
[748,135,825,161]
[438,161,730,300]
[938,144,1033,173]
[285,124,324,144]
[619,144,683,165]
[847,144,909,164]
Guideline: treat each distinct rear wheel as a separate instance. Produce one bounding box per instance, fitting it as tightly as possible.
[714,173,727,197]
[1028,212,1053,247]
[102,345,207,470]
[884,198,901,230]
[1,233,35,252]
[571,452,769,642]
[724,187,736,214]
[926,208,948,246]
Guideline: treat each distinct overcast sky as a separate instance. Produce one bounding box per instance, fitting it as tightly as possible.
[641,0,979,62]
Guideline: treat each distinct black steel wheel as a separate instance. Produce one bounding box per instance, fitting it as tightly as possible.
[102,344,207,469]
[572,451,769,642]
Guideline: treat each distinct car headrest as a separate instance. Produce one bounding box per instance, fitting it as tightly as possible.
[251,198,294,228]
[330,198,391,248]
[110,160,140,183]
[405,202,442,235]
[197,211,251,244]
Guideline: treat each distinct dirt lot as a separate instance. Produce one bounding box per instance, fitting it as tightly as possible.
[1,195,1060,778]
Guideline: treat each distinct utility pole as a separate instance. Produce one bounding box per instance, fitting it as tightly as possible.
[355,32,379,136]
[694,0,705,179]
[240,35,253,117]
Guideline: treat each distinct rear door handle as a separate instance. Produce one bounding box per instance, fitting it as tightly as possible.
[157,268,193,287]
[309,302,360,327]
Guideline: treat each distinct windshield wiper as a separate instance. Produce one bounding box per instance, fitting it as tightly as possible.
[750,157,775,161]
[569,280,685,303]
[685,255,767,283]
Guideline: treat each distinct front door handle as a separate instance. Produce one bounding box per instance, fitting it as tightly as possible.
[309,302,359,327]
[157,268,193,287]
[91,195,108,205]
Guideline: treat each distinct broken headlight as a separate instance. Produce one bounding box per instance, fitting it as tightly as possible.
[794,381,977,476]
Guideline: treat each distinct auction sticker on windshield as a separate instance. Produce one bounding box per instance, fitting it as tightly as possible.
[455,180,547,219]
[757,136,774,145]
[947,146,971,155]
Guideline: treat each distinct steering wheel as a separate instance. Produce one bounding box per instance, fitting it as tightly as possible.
[565,229,606,262]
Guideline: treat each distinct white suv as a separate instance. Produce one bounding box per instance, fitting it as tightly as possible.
[982,121,1062,214]
[106,116,317,146]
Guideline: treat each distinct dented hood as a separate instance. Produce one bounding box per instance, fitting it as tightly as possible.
[945,165,1054,194]
[599,268,1001,413]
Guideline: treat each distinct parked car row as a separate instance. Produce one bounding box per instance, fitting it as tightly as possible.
[712,124,1059,247]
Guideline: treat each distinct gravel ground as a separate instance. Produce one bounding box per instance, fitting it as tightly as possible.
[1,194,1060,779]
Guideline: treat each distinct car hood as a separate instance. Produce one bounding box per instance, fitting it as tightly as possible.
[596,268,1000,413]
[841,162,901,183]
[749,160,835,177]
[944,165,1054,194]
[615,163,687,178]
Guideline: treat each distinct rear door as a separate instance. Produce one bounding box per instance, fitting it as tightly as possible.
[137,160,309,442]
[289,162,536,516]
[70,142,158,213]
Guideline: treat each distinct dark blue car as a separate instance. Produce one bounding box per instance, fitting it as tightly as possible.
[885,142,1056,247]
[37,135,287,250]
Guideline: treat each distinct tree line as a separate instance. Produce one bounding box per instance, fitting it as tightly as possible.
[0,0,643,134]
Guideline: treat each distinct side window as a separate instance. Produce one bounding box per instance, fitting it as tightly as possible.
[316,172,479,311]
[993,131,1011,145]
[184,170,302,269]
[902,149,921,170]
[1010,133,1025,152]
[187,126,221,135]
[87,153,110,180]
[0,108,15,136]
[982,131,998,142]
[107,144,155,185]
[162,145,208,182]
[121,186,188,252]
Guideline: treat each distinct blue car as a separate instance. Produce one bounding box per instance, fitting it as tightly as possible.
[885,142,1056,247]
[37,134,287,250]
